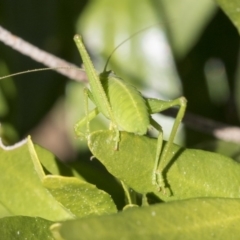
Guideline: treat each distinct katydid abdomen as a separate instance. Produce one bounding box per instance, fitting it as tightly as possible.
[99,71,150,135]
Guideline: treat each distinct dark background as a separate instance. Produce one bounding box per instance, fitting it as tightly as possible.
[0,1,240,161]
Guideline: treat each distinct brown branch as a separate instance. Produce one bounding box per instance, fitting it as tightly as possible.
[163,109,240,144]
[0,25,239,144]
[0,25,87,82]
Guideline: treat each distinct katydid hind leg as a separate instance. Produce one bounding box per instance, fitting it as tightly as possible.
[149,117,166,192]
[148,97,187,191]
[157,97,186,172]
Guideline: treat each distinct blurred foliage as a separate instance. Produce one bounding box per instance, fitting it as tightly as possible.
[0,0,240,162]
[1,1,240,238]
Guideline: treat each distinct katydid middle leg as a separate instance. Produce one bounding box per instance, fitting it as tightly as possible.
[74,107,99,138]
[74,87,120,149]
[74,88,100,138]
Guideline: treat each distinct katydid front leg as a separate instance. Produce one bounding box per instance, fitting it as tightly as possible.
[74,35,120,150]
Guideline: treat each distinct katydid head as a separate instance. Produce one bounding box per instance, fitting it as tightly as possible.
[99,69,112,80]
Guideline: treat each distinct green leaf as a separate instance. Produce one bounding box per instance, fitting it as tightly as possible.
[0,216,53,240]
[34,144,84,180]
[216,0,240,34]
[0,202,11,218]
[51,198,240,239]
[69,160,126,210]
[88,130,240,201]
[0,135,117,220]
[43,175,117,218]
[34,138,123,209]
[0,137,75,220]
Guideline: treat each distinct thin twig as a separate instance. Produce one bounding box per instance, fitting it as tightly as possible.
[164,109,240,144]
[0,25,87,82]
[0,25,239,144]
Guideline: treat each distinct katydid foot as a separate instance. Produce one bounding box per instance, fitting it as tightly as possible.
[152,170,167,194]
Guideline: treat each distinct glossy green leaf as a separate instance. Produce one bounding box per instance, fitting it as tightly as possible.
[36,137,124,209]
[69,160,126,210]
[0,216,53,240]
[88,130,240,201]
[35,139,123,209]
[0,202,11,218]
[34,144,84,180]
[0,137,72,220]
[0,135,117,220]
[43,175,117,218]
[216,0,240,34]
[51,198,240,240]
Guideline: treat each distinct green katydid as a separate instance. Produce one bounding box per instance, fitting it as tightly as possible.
[73,35,187,192]
[0,29,186,192]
